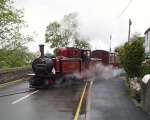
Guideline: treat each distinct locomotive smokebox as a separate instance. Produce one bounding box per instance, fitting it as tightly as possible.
[39,44,44,58]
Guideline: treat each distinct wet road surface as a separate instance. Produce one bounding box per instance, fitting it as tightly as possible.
[91,78,150,120]
[0,80,83,120]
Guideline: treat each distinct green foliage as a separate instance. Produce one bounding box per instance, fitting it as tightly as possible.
[45,13,91,49]
[74,36,91,49]
[142,60,150,76]
[0,0,35,68]
[115,34,145,78]
[0,0,33,49]
[0,48,35,68]
[45,21,69,48]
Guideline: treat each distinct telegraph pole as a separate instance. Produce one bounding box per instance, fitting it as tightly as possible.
[109,34,112,53]
[109,35,112,64]
[128,18,132,42]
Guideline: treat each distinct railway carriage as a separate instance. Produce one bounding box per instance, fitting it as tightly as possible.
[92,50,109,65]
[91,50,121,67]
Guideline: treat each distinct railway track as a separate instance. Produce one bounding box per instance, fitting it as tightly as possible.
[0,88,35,97]
[0,79,90,120]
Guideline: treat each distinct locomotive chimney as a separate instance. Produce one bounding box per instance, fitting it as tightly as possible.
[39,44,44,58]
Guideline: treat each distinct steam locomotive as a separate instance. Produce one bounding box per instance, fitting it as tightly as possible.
[29,45,101,88]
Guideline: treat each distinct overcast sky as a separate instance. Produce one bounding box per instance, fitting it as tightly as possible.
[14,0,150,53]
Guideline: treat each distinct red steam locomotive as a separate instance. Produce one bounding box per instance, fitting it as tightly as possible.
[29,45,101,88]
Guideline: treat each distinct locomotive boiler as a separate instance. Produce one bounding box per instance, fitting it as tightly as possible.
[29,45,101,88]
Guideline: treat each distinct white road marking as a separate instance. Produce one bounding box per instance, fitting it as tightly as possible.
[90,80,93,86]
[12,90,39,105]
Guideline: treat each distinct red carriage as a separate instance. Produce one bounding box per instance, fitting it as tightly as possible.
[92,50,121,67]
[92,50,109,65]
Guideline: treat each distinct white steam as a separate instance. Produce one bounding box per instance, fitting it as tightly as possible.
[73,63,123,81]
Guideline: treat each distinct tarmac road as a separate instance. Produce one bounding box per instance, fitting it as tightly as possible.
[91,77,150,120]
[0,80,83,120]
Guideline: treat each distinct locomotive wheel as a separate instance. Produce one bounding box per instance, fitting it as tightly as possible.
[44,80,49,89]
[63,75,76,87]
[55,78,64,84]
[53,75,65,88]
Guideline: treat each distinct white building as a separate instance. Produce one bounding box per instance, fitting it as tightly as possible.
[144,28,150,58]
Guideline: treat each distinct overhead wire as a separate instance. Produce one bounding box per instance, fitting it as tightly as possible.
[118,0,133,18]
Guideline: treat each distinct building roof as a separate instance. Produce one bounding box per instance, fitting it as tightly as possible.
[144,27,150,34]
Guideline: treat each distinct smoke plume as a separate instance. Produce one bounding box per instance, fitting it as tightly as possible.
[73,63,123,82]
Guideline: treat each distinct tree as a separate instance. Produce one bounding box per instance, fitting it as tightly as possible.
[45,21,63,48]
[74,34,91,49]
[0,0,35,68]
[0,0,33,49]
[74,39,90,49]
[0,47,35,68]
[45,13,91,49]
[115,34,145,78]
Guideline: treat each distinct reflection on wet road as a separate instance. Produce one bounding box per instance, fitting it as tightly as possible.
[0,80,83,120]
[91,78,150,120]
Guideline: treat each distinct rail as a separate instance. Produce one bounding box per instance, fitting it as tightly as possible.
[74,81,88,120]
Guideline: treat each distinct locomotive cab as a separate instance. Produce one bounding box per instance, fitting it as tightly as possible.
[81,50,91,61]
[81,50,91,69]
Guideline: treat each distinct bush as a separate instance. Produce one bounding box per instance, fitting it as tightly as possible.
[115,35,145,78]
[142,63,150,77]
[0,48,35,68]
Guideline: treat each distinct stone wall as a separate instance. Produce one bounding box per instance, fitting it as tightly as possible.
[0,67,32,84]
[141,75,150,112]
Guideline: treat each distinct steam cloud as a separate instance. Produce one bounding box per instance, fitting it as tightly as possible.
[73,63,123,82]
[55,63,123,87]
